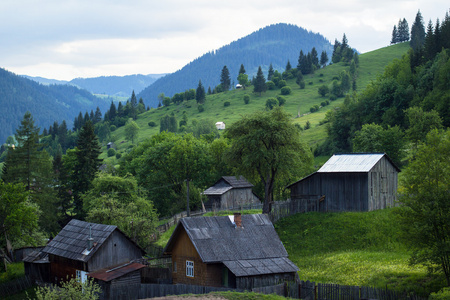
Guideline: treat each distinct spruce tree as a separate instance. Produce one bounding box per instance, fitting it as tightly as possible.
[253,66,267,96]
[391,25,399,44]
[320,51,328,67]
[130,90,138,120]
[196,80,206,104]
[311,47,319,68]
[238,64,246,75]
[220,66,231,91]
[285,60,292,71]
[423,20,436,60]
[410,10,426,50]
[72,121,102,218]
[267,63,274,81]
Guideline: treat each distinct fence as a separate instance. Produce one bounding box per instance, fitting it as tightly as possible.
[251,280,428,300]
[0,276,33,298]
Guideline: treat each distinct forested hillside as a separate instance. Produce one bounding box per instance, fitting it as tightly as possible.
[138,23,333,107]
[0,68,111,143]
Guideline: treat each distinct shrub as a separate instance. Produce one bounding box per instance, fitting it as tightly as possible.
[148,121,157,127]
[243,94,250,104]
[318,85,330,97]
[265,98,278,110]
[319,73,324,77]
[224,101,231,107]
[277,96,286,106]
[198,104,204,112]
[299,80,306,89]
[304,120,311,130]
[115,153,122,159]
[280,86,291,95]
[110,125,116,132]
[430,288,450,300]
[277,80,287,88]
[329,94,337,101]
[107,148,116,157]
[266,81,276,90]
[310,105,320,113]
[308,81,313,85]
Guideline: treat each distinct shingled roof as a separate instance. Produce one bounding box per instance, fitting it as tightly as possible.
[42,219,122,263]
[203,176,253,195]
[164,214,298,276]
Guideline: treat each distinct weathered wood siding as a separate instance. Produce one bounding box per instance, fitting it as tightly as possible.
[236,272,297,290]
[88,230,143,272]
[219,188,260,209]
[368,156,398,210]
[48,254,85,283]
[170,228,222,287]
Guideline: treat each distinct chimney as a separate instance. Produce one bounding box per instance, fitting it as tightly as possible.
[87,224,94,250]
[234,213,242,228]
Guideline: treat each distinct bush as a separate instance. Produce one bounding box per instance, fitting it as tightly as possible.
[329,94,337,101]
[318,85,330,97]
[280,86,291,95]
[310,105,320,113]
[266,81,276,90]
[224,101,231,107]
[243,95,250,104]
[299,80,306,89]
[148,121,157,127]
[277,80,287,88]
[308,81,313,85]
[430,287,450,300]
[110,125,116,132]
[198,104,204,112]
[115,153,122,159]
[265,98,278,110]
[277,96,286,106]
[304,120,311,130]
[107,148,116,157]
[319,73,324,77]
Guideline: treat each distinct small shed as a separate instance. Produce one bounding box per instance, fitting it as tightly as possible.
[164,213,298,290]
[40,219,145,284]
[23,250,50,283]
[203,176,260,210]
[107,142,116,150]
[286,153,400,212]
[215,122,225,130]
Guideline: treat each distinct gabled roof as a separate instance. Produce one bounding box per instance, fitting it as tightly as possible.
[42,219,143,263]
[164,214,298,276]
[88,262,145,282]
[203,176,253,195]
[317,153,400,173]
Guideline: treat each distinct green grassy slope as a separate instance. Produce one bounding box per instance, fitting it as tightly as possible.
[275,209,446,296]
[101,43,409,166]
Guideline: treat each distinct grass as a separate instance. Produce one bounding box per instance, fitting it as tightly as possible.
[100,43,409,166]
[0,262,25,283]
[274,209,446,296]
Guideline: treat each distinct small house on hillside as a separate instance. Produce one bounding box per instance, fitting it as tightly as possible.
[163,213,298,290]
[203,176,260,210]
[215,122,225,130]
[286,153,400,212]
[40,219,145,284]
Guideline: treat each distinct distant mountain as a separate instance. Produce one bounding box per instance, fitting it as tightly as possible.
[69,74,166,97]
[0,68,112,143]
[24,74,166,98]
[138,23,333,107]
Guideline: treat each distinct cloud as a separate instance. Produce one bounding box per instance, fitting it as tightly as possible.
[1,0,448,80]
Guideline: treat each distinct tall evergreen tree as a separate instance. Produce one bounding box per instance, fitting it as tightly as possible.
[267,63,274,81]
[220,66,231,91]
[311,47,319,68]
[285,60,292,71]
[410,10,426,50]
[196,80,206,104]
[94,107,102,123]
[130,90,138,120]
[424,20,436,60]
[238,64,246,75]
[391,25,399,44]
[398,18,410,42]
[320,50,329,67]
[253,66,267,96]
[71,121,102,218]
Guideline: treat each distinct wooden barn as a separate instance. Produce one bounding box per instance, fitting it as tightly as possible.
[163,213,298,290]
[287,153,400,212]
[203,176,260,209]
[40,219,145,285]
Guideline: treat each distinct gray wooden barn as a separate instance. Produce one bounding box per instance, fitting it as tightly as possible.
[164,213,298,290]
[286,153,400,212]
[39,219,145,286]
[203,176,260,209]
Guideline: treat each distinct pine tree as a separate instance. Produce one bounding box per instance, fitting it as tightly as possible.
[238,64,246,75]
[297,50,305,70]
[94,107,102,123]
[311,47,319,68]
[391,25,399,44]
[410,10,426,50]
[253,66,267,96]
[130,90,138,120]
[320,51,328,67]
[72,121,102,218]
[108,101,117,121]
[196,80,206,104]
[424,20,436,60]
[285,60,292,71]
[220,66,231,91]
[267,63,274,81]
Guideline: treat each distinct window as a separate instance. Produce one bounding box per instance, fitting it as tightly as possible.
[186,260,194,277]
[173,261,177,273]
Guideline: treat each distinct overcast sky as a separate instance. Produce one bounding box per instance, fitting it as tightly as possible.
[1,1,448,81]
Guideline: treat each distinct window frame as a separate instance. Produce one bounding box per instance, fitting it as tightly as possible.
[186,260,194,277]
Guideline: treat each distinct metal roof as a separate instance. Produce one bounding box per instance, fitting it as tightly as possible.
[164,214,298,276]
[42,219,117,263]
[223,257,298,277]
[87,262,145,282]
[318,153,387,173]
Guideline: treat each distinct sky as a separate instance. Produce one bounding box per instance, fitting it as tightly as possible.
[0,1,448,81]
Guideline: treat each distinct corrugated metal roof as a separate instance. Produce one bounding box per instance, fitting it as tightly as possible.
[165,214,297,276]
[42,219,116,263]
[318,153,386,173]
[87,262,145,282]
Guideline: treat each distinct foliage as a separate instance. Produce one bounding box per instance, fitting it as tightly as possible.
[265,98,278,110]
[253,66,267,96]
[220,66,231,91]
[396,129,450,286]
[160,114,178,133]
[124,118,140,144]
[280,86,291,95]
[243,94,250,104]
[83,173,158,249]
[225,108,313,213]
[32,277,101,300]
[430,287,450,300]
[224,101,231,107]
[107,148,116,157]
[0,182,40,255]
[195,80,205,104]
[318,84,329,97]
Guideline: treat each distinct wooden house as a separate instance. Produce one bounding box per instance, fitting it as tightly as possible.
[41,219,145,284]
[163,213,298,290]
[286,153,400,212]
[203,176,260,209]
[215,122,226,130]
